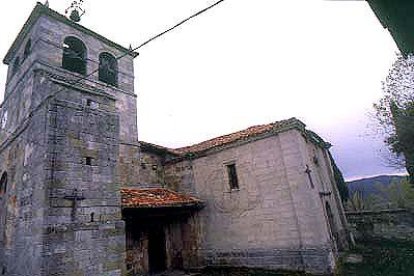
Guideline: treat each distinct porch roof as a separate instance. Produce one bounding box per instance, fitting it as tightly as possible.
[121,188,203,209]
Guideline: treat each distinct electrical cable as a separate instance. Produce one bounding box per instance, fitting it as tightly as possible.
[0,0,227,151]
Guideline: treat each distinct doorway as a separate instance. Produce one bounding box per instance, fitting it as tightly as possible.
[148,226,167,273]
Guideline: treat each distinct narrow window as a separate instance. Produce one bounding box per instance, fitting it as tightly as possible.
[86,99,93,107]
[226,164,239,190]
[325,202,337,241]
[99,52,118,86]
[23,39,31,61]
[1,111,8,129]
[0,172,7,197]
[85,157,93,166]
[62,36,87,75]
[12,57,20,75]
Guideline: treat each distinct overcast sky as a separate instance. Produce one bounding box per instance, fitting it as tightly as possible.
[0,0,406,180]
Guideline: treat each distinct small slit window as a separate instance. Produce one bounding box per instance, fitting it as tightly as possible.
[0,172,7,197]
[85,157,93,166]
[226,164,239,190]
[99,52,118,86]
[23,39,31,61]
[62,36,87,75]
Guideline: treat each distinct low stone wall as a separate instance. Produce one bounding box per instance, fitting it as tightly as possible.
[346,209,414,241]
[201,247,336,275]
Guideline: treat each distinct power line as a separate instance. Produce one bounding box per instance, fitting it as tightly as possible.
[0,0,228,151]
[132,0,226,52]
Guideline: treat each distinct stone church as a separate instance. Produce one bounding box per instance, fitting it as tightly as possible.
[0,3,348,276]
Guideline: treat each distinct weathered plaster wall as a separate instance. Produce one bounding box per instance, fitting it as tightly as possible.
[165,130,340,274]
[302,139,349,250]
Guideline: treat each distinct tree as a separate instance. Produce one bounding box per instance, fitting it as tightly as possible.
[328,152,349,202]
[374,54,414,185]
[345,178,414,211]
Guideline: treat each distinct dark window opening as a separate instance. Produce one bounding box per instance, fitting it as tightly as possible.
[85,157,93,166]
[12,57,20,75]
[90,212,95,222]
[325,202,338,242]
[23,39,31,61]
[99,52,118,86]
[0,172,7,197]
[226,163,239,190]
[62,36,87,75]
[86,99,93,107]
[313,155,319,166]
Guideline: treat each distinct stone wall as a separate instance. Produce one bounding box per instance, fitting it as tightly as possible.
[165,159,196,195]
[165,129,344,274]
[137,150,165,188]
[0,57,47,275]
[0,7,138,274]
[0,123,46,275]
[40,72,125,275]
[346,209,414,241]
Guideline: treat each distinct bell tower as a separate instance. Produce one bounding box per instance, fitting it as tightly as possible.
[0,2,139,275]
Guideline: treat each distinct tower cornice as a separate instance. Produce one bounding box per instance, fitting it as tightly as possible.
[3,2,138,65]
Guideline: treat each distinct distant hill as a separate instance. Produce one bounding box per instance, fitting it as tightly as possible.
[347,175,407,199]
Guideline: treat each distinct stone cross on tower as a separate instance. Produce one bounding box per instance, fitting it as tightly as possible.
[64,188,85,221]
[305,165,315,189]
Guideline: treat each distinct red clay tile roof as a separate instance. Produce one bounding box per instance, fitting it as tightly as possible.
[121,188,203,208]
[173,117,305,154]
[138,117,330,161]
[139,141,181,156]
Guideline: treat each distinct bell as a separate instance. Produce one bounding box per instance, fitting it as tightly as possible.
[69,10,81,22]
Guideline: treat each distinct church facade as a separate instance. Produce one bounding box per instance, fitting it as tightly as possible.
[0,3,348,276]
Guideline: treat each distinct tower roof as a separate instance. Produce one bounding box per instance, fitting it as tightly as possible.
[3,2,138,65]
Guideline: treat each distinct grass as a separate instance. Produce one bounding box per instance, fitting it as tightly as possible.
[338,238,414,276]
[195,238,414,276]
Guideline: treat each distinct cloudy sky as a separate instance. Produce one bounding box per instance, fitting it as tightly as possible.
[0,0,406,180]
